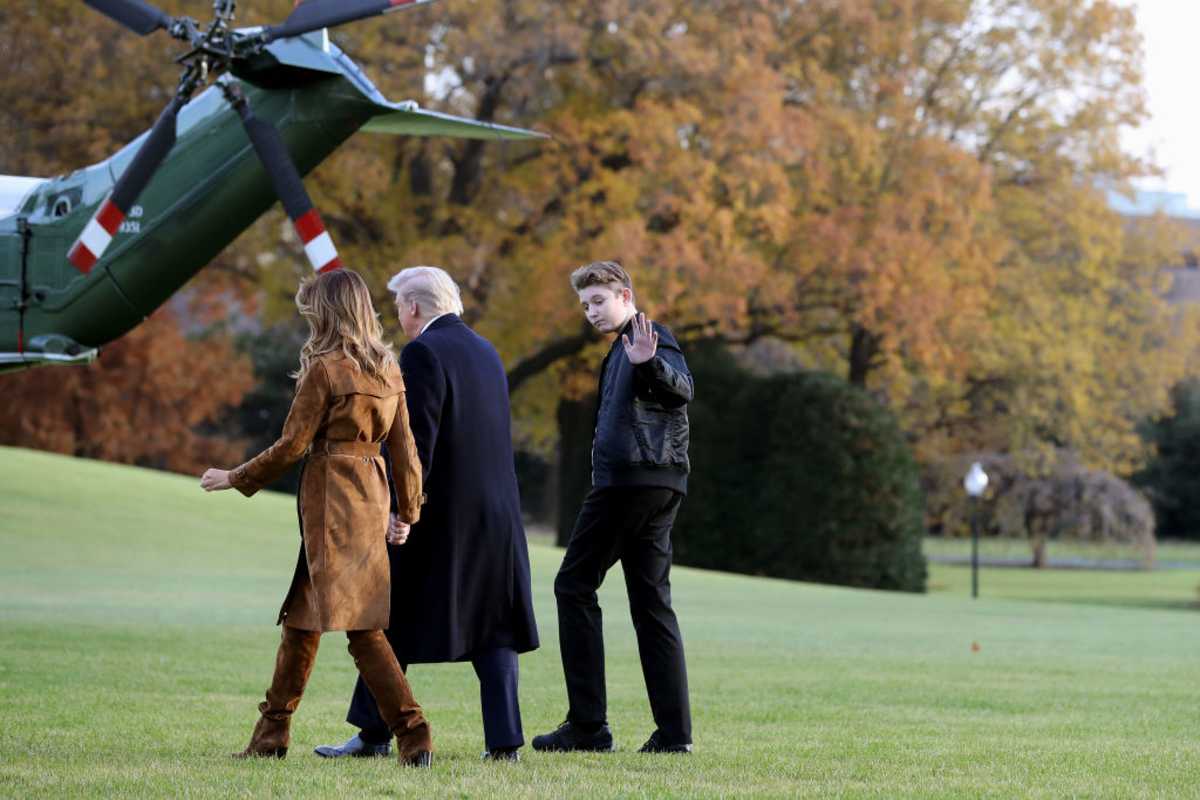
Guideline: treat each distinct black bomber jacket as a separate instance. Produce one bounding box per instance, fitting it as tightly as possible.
[590,318,693,494]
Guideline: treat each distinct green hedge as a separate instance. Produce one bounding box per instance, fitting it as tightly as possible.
[556,344,927,592]
[1135,378,1200,541]
[673,346,927,592]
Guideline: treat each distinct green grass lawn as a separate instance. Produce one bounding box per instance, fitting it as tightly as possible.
[1,445,1198,798]
[922,535,1200,569]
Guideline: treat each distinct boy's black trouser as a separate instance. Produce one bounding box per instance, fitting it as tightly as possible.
[553,485,692,745]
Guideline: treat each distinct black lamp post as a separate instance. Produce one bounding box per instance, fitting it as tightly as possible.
[963,462,989,599]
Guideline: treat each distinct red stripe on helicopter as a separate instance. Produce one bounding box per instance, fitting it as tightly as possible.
[95,199,126,234]
[67,241,99,273]
[293,209,341,272]
[67,198,128,273]
[293,208,324,243]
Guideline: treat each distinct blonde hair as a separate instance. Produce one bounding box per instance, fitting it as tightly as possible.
[570,260,633,294]
[293,269,396,383]
[387,266,465,316]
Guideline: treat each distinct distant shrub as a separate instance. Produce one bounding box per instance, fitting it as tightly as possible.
[1134,378,1200,541]
[925,451,1156,567]
[673,346,927,592]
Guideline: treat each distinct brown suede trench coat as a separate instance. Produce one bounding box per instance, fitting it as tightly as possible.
[229,352,423,632]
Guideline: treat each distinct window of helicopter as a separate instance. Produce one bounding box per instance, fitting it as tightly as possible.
[44,189,81,219]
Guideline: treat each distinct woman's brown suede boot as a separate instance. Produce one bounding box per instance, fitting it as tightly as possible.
[234,626,321,759]
[347,630,433,767]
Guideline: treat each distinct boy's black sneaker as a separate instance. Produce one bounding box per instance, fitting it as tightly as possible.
[638,730,692,754]
[531,721,615,752]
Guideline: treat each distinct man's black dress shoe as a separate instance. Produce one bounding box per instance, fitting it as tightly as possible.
[482,747,521,762]
[313,733,391,759]
[531,721,614,752]
[638,730,692,754]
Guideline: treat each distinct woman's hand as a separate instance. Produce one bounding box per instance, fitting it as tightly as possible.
[386,513,411,545]
[200,468,233,492]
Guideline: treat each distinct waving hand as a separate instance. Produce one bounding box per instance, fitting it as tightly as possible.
[621,313,659,365]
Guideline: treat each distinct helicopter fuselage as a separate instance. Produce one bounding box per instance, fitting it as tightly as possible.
[0,33,442,371]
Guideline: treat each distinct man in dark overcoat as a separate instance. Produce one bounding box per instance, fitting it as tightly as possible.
[314,266,539,761]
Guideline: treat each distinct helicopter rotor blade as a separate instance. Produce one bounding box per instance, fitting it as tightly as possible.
[262,0,436,43]
[83,0,174,36]
[225,86,341,273]
[67,92,188,273]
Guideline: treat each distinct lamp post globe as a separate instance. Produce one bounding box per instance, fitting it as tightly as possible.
[963,462,988,598]
[964,461,989,497]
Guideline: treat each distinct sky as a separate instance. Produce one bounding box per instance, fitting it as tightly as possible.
[1123,1,1200,211]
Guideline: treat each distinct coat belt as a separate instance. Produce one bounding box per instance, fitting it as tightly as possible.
[310,440,381,457]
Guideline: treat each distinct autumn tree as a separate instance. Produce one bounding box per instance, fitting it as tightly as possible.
[231,1,798,449]
[218,1,1200,473]
[0,310,254,472]
[4,0,1194,479]
[0,2,175,175]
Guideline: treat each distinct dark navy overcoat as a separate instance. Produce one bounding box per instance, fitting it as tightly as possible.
[387,314,539,663]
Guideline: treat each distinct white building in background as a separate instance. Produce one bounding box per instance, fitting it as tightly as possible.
[1108,189,1200,220]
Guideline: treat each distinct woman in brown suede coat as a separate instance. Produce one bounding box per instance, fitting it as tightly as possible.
[200,268,433,767]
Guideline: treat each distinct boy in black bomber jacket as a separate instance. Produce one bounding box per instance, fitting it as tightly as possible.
[532,261,693,755]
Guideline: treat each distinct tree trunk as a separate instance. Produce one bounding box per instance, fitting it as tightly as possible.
[506,321,598,396]
[449,75,506,206]
[848,325,878,387]
[1031,537,1047,569]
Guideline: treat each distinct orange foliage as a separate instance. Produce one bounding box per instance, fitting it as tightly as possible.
[0,311,254,473]
[2,0,1193,472]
